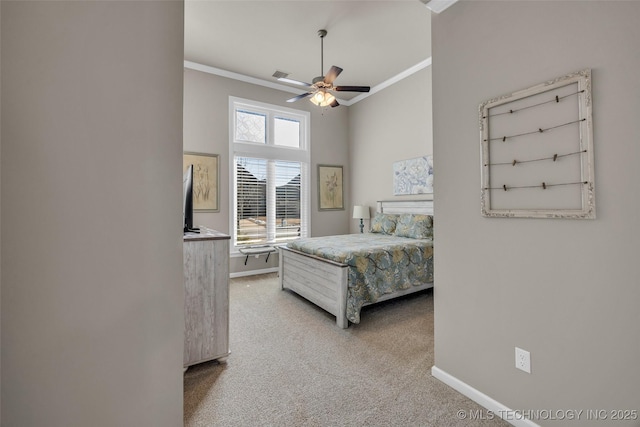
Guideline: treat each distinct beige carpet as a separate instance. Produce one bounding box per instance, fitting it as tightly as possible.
[184,273,508,426]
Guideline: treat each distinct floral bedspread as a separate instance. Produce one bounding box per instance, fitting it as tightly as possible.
[287,234,434,324]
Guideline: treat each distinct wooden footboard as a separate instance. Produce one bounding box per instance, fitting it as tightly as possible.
[278,246,433,328]
[278,246,349,328]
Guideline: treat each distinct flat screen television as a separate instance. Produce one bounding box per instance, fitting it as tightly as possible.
[183,164,199,234]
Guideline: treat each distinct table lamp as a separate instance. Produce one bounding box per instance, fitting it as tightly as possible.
[352,205,370,233]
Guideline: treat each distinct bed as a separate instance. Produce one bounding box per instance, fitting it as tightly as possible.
[278,199,434,328]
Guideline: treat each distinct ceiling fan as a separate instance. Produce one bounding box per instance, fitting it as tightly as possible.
[273,29,371,108]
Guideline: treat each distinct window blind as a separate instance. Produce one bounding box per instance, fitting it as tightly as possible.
[236,157,268,245]
[235,157,303,246]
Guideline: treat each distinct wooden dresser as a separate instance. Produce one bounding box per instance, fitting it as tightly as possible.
[183,228,230,368]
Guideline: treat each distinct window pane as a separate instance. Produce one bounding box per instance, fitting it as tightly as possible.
[231,98,309,250]
[274,117,300,148]
[236,157,267,245]
[236,110,266,143]
[275,161,301,242]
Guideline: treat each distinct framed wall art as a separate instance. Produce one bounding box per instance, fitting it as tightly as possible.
[183,152,219,212]
[318,164,344,211]
[479,69,595,219]
[393,155,433,195]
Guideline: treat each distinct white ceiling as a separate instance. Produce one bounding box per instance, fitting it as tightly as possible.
[184,1,432,103]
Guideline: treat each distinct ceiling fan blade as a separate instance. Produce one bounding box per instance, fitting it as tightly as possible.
[324,66,343,85]
[334,85,371,93]
[286,92,313,103]
[330,99,340,108]
[278,77,313,88]
[272,71,313,88]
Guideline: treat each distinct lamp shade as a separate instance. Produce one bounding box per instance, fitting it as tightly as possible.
[352,205,370,219]
[309,90,336,107]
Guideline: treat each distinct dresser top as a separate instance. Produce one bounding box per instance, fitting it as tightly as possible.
[183,228,230,242]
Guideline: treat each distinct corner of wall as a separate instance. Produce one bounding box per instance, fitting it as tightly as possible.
[347,66,433,234]
[0,0,3,421]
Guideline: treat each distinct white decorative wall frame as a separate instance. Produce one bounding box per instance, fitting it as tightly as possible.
[479,69,595,219]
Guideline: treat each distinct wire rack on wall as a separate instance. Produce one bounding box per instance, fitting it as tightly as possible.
[479,69,595,219]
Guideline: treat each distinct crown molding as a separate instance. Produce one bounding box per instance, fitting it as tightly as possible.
[184,58,432,107]
[419,0,458,13]
[344,57,432,106]
[419,0,459,14]
[184,60,304,95]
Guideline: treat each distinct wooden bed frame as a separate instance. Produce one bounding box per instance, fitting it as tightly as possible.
[278,199,434,328]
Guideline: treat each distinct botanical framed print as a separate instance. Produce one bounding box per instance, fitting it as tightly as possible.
[183,152,219,212]
[318,164,344,211]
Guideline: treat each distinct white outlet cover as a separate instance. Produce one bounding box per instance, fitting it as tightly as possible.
[515,347,531,373]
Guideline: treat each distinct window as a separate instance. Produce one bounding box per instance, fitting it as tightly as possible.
[230,97,310,251]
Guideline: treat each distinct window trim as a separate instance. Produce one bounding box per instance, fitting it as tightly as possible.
[229,97,310,254]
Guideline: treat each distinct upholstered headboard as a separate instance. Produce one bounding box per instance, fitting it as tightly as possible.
[376,199,434,215]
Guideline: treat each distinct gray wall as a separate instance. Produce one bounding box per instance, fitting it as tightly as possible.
[1,2,184,426]
[184,68,350,274]
[0,2,2,419]
[349,67,433,233]
[432,1,640,424]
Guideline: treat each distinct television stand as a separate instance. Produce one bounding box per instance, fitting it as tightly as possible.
[183,228,230,368]
[184,227,200,234]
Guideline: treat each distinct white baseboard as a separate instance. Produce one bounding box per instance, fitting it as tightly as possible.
[431,366,539,427]
[230,267,279,279]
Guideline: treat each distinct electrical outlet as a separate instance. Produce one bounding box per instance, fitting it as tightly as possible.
[515,347,531,373]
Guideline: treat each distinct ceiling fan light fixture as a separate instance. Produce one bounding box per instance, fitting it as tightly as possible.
[309,90,335,107]
[276,29,368,108]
